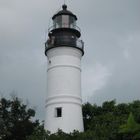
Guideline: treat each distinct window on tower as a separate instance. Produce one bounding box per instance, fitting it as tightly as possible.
[55,107,62,117]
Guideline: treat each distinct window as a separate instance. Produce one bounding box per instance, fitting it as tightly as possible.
[54,16,62,28]
[55,107,62,117]
[62,15,69,27]
[70,17,76,28]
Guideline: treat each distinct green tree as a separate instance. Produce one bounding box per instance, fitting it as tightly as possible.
[1,96,140,140]
[26,123,49,140]
[82,102,94,130]
[129,100,140,123]
[119,112,140,140]
[102,100,116,112]
[0,97,38,140]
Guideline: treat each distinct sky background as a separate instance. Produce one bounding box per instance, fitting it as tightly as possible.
[0,0,140,120]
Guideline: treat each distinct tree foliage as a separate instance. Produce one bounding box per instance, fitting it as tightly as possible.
[28,100,140,140]
[119,112,140,140]
[0,97,38,140]
[1,96,140,140]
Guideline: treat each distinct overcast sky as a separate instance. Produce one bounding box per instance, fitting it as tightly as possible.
[0,0,140,120]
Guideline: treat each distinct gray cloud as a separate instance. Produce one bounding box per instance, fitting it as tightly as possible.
[0,0,140,120]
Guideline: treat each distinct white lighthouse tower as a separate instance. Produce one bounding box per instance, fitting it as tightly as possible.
[45,4,84,133]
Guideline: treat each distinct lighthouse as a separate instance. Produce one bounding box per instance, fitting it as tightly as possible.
[45,4,84,133]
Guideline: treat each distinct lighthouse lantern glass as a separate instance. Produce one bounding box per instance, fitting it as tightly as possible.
[70,16,76,28]
[53,16,62,28]
[62,15,69,27]
[53,15,76,29]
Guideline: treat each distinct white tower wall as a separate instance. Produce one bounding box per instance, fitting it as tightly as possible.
[45,47,84,133]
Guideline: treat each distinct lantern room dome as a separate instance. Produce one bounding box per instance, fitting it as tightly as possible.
[52,4,77,20]
[48,4,81,38]
[45,4,84,56]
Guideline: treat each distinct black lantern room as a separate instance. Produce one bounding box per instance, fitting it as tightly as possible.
[45,4,84,55]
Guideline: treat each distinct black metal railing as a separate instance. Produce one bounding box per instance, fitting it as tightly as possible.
[45,36,84,50]
[48,25,81,33]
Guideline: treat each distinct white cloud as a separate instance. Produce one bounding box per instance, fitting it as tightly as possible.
[82,63,111,102]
